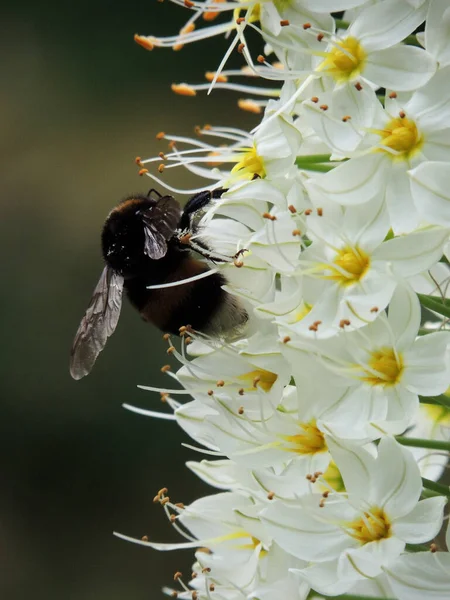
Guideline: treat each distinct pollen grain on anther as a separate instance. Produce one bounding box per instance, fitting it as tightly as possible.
[238,99,262,114]
[172,83,197,96]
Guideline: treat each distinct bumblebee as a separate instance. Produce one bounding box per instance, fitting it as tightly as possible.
[70,188,248,380]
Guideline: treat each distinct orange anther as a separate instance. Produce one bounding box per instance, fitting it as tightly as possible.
[134,34,154,51]
[171,83,196,96]
[238,99,261,114]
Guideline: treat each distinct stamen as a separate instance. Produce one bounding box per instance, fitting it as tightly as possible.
[122,403,177,420]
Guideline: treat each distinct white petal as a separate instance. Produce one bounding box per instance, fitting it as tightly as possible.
[402,332,450,395]
[383,552,450,600]
[349,0,428,51]
[339,537,405,579]
[408,65,450,131]
[388,284,421,350]
[392,496,447,543]
[364,46,436,91]
[261,500,352,562]
[384,165,420,234]
[326,438,375,507]
[374,227,449,278]
[421,129,450,162]
[409,161,450,227]
[425,0,450,66]
[371,437,422,519]
[292,559,355,596]
[306,154,387,206]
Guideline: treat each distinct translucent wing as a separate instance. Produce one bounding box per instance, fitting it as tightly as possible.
[70,266,124,380]
[141,195,181,259]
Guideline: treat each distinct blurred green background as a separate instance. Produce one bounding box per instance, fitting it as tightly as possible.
[1,1,256,598]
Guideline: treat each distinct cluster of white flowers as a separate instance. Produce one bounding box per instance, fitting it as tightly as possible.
[119,1,450,599]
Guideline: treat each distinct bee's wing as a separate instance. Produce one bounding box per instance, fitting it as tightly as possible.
[141,195,182,259]
[70,266,124,380]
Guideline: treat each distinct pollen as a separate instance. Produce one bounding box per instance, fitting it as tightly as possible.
[283,420,327,455]
[205,71,228,83]
[326,246,370,286]
[237,368,277,392]
[203,0,225,21]
[171,83,197,96]
[238,99,261,114]
[231,145,266,179]
[180,23,196,35]
[318,36,366,83]
[374,115,423,161]
[361,347,404,387]
[134,34,156,51]
[346,507,391,544]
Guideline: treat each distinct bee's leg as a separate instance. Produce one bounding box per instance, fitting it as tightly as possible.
[180,235,248,264]
[179,188,228,231]
[147,188,163,200]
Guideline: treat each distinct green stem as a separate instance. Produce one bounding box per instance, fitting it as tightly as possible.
[405,542,433,553]
[295,154,332,164]
[421,487,441,499]
[332,595,396,600]
[296,162,335,173]
[422,477,450,497]
[418,293,450,319]
[334,19,349,30]
[404,33,421,47]
[396,436,450,452]
[419,394,450,409]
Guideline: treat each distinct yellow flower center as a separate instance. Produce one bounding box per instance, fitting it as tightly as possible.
[289,301,312,324]
[374,116,423,161]
[321,461,345,493]
[346,507,391,544]
[361,347,404,387]
[234,1,261,24]
[283,420,327,455]
[324,246,370,286]
[238,368,278,392]
[421,404,450,428]
[272,0,292,12]
[318,36,366,82]
[224,531,267,557]
[231,145,266,180]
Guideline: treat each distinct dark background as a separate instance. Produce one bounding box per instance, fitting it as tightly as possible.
[1,2,258,598]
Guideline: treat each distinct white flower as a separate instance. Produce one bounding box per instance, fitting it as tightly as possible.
[405,401,450,482]
[306,65,450,232]
[382,546,450,600]
[262,437,447,595]
[283,286,450,435]
[280,200,448,337]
